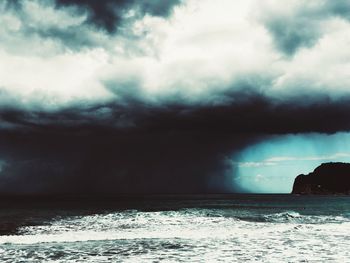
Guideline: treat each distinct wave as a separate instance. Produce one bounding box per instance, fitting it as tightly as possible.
[236,211,350,224]
[2,209,350,245]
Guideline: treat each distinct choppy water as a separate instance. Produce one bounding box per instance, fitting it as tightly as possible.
[1,195,350,262]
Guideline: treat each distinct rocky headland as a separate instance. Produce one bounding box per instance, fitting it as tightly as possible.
[292,162,350,195]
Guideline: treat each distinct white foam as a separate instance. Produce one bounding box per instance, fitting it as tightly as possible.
[2,211,350,246]
[2,211,350,262]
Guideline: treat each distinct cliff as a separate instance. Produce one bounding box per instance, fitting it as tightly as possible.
[292,162,350,194]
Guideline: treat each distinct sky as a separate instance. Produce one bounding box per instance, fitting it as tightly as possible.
[1,0,350,194]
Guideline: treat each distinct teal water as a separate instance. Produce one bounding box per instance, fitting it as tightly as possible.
[0,195,350,262]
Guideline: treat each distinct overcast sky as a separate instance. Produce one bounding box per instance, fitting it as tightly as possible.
[1,0,350,194]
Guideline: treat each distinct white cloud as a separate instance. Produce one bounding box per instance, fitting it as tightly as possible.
[234,152,350,168]
[235,161,276,168]
[1,0,350,108]
[271,18,350,98]
[0,48,111,108]
[22,0,86,29]
[266,152,350,162]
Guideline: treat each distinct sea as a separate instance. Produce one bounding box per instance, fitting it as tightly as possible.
[0,194,350,262]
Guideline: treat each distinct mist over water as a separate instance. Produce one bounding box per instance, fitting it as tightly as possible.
[1,195,350,262]
[234,132,350,193]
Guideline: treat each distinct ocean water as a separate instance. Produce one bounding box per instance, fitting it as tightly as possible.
[1,195,350,262]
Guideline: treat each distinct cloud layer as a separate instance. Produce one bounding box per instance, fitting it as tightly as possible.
[1,0,350,108]
[1,0,350,194]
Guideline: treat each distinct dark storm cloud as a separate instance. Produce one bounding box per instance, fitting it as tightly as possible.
[1,0,350,195]
[2,93,350,194]
[322,0,350,20]
[262,0,350,55]
[15,93,350,134]
[263,18,320,56]
[0,0,95,53]
[0,0,182,53]
[54,0,182,33]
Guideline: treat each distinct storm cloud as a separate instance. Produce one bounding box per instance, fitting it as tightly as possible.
[2,93,350,194]
[55,0,182,33]
[0,0,350,194]
[259,0,350,55]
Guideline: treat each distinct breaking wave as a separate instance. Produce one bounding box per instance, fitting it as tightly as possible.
[1,196,350,262]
